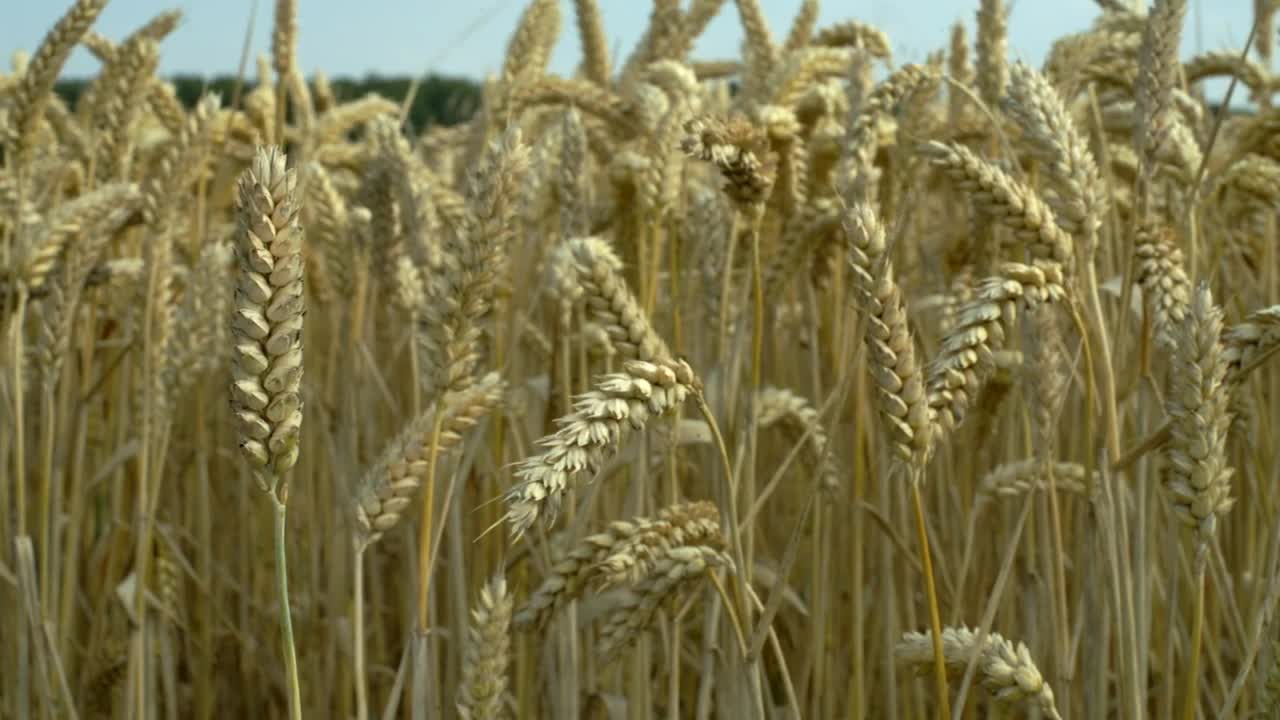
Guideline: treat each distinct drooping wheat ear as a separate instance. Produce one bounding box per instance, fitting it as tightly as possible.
[642,59,702,108]
[928,261,1068,436]
[1223,304,1280,384]
[845,203,935,473]
[1134,223,1191,351]
[895,627,1062,720]
[513,500,721,630]
[1044,26,1142,98]
[501,0,561,85]
[313,94,400,142]
[16,182,140,298]
[1183,51,1269,102]
[598,544,734,663]
[809,21,891,59]
[1134,0,1187,187]
[353,373,506,550]
[573,0,611,85]
[4,0,108,170]
[681,115,776,210]
[549,236,673,361]
[457,576,514,720]
[558,108,588,237]
[230,146,305,494]
[505,77,641,138]
[36,184,142,390]
[504,358,700,537]
[840,64,938,204]
[1003,61,1106,252]
[921,141,1075,270]
[419,128,530,400]
[78,9,181,68]
[976,459,1088,506]
[948,21,972,122]
[762,49,858,109]
[755,386,841,492]
[272,0,297,84]
[1165,283,1234,548]
[1215,154,1280,207]
[782,0,819,50]
[976,0,1008,108]
[594,500,723,588]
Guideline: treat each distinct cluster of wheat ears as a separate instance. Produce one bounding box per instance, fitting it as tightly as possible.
[3,0,1280,717]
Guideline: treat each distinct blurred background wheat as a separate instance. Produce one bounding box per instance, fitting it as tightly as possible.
[3,1,1280,719]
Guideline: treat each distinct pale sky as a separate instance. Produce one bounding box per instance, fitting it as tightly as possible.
[1,1,1262,82]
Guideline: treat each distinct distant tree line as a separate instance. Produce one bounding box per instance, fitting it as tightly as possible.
[53,73,483,129]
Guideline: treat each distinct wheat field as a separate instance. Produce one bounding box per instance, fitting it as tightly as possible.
[3,0,1280,717]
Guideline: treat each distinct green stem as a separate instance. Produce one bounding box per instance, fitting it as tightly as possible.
[273,494,303,720]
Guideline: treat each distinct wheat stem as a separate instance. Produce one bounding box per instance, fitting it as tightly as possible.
[271,490,303,720]
[912,480,952,720]
[416,414,447,631]
[1184,558,1206,720]
[354,548,369,720]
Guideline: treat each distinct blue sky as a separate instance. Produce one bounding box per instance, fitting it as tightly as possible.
[2,1,1261,81]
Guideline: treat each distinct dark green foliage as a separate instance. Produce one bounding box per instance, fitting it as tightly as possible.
[53,72,481,129]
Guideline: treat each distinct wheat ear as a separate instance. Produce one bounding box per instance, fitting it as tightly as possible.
[928,261,1068,436]
[4,0,108,170]
[896,626,1062,720]
[457,576,514,720]
[504,358,700,537]
[231,144,305,720]
[845,203,935,471]
[353,373,506,550]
